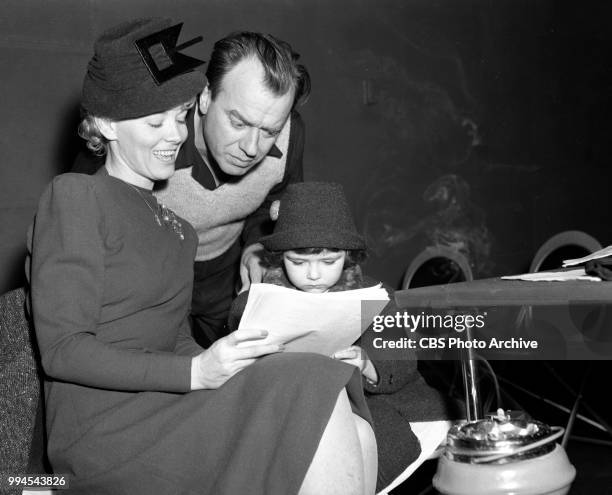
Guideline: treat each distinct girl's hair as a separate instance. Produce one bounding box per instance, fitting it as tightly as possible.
[262,247,368,291]
[261,247,367,269]
[77,111,109,156]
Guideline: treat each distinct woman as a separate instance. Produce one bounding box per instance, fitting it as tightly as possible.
[26,18,376,494]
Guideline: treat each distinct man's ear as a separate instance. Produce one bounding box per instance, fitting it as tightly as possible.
[93,117,118,141]
[198,84,211,114]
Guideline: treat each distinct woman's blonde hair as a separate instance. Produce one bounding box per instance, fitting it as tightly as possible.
[77,112,108,156]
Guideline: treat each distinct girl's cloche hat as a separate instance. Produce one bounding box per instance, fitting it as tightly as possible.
[260,181,366,251]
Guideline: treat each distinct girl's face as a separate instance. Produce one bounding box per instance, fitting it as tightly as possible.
[283,249,347,293]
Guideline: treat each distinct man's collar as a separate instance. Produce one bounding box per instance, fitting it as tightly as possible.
[175,105,199,171]
[268,143,282,159]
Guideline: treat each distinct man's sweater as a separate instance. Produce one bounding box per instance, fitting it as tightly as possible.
[154,111,299,261]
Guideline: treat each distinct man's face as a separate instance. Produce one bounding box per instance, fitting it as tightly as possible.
[200,57,295,176]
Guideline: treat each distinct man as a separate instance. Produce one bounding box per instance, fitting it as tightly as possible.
[74,31,309,346]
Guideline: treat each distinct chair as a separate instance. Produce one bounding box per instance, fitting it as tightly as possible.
[0,287,42,493]
[517,230,603,330]
[529,230,602,273]
[402,246,473,290]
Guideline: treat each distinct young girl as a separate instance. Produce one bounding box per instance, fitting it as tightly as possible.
[229,181,460,491]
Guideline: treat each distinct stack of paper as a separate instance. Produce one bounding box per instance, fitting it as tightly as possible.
[562,245,612,267]
[238,283,389,355]
[501,268,601,282]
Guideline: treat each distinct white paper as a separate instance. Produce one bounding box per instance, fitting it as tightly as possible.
[376,420,453,495]
[237,283,389,355]
[562,244,612,267]
[501,268,601,282]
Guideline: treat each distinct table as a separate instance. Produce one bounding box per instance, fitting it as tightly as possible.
[395,277,612,308]
[394,277,612,421]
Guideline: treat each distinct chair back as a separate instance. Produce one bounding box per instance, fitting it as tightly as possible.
[0,287,41,481]
[530,230,602,273]
[402,246,473,290]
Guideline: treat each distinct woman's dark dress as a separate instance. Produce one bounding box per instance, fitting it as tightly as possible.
[27,171,368,495]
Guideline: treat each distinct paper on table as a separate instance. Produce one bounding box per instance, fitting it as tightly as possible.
[501,268,601,282]
[562,244,612,267]
[237,283,390,355]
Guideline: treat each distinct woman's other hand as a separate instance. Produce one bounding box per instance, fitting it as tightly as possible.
[191,329,283,390]
[332,345,378,385]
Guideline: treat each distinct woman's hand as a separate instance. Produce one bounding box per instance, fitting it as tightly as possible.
[332,345,379,385]
[191,329,283,390]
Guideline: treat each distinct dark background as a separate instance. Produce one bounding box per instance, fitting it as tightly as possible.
[2,0,611,292]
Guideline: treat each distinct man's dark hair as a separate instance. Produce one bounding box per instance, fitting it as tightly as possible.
[205,31,310,108]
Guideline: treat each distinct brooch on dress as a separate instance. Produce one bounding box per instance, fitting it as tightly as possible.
[129,184,185,241]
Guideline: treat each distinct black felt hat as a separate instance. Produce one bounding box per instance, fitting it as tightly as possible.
[82,18,206,120]
[261,182,366,251]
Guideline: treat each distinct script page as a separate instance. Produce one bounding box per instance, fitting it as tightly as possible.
[238,283,389,355]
